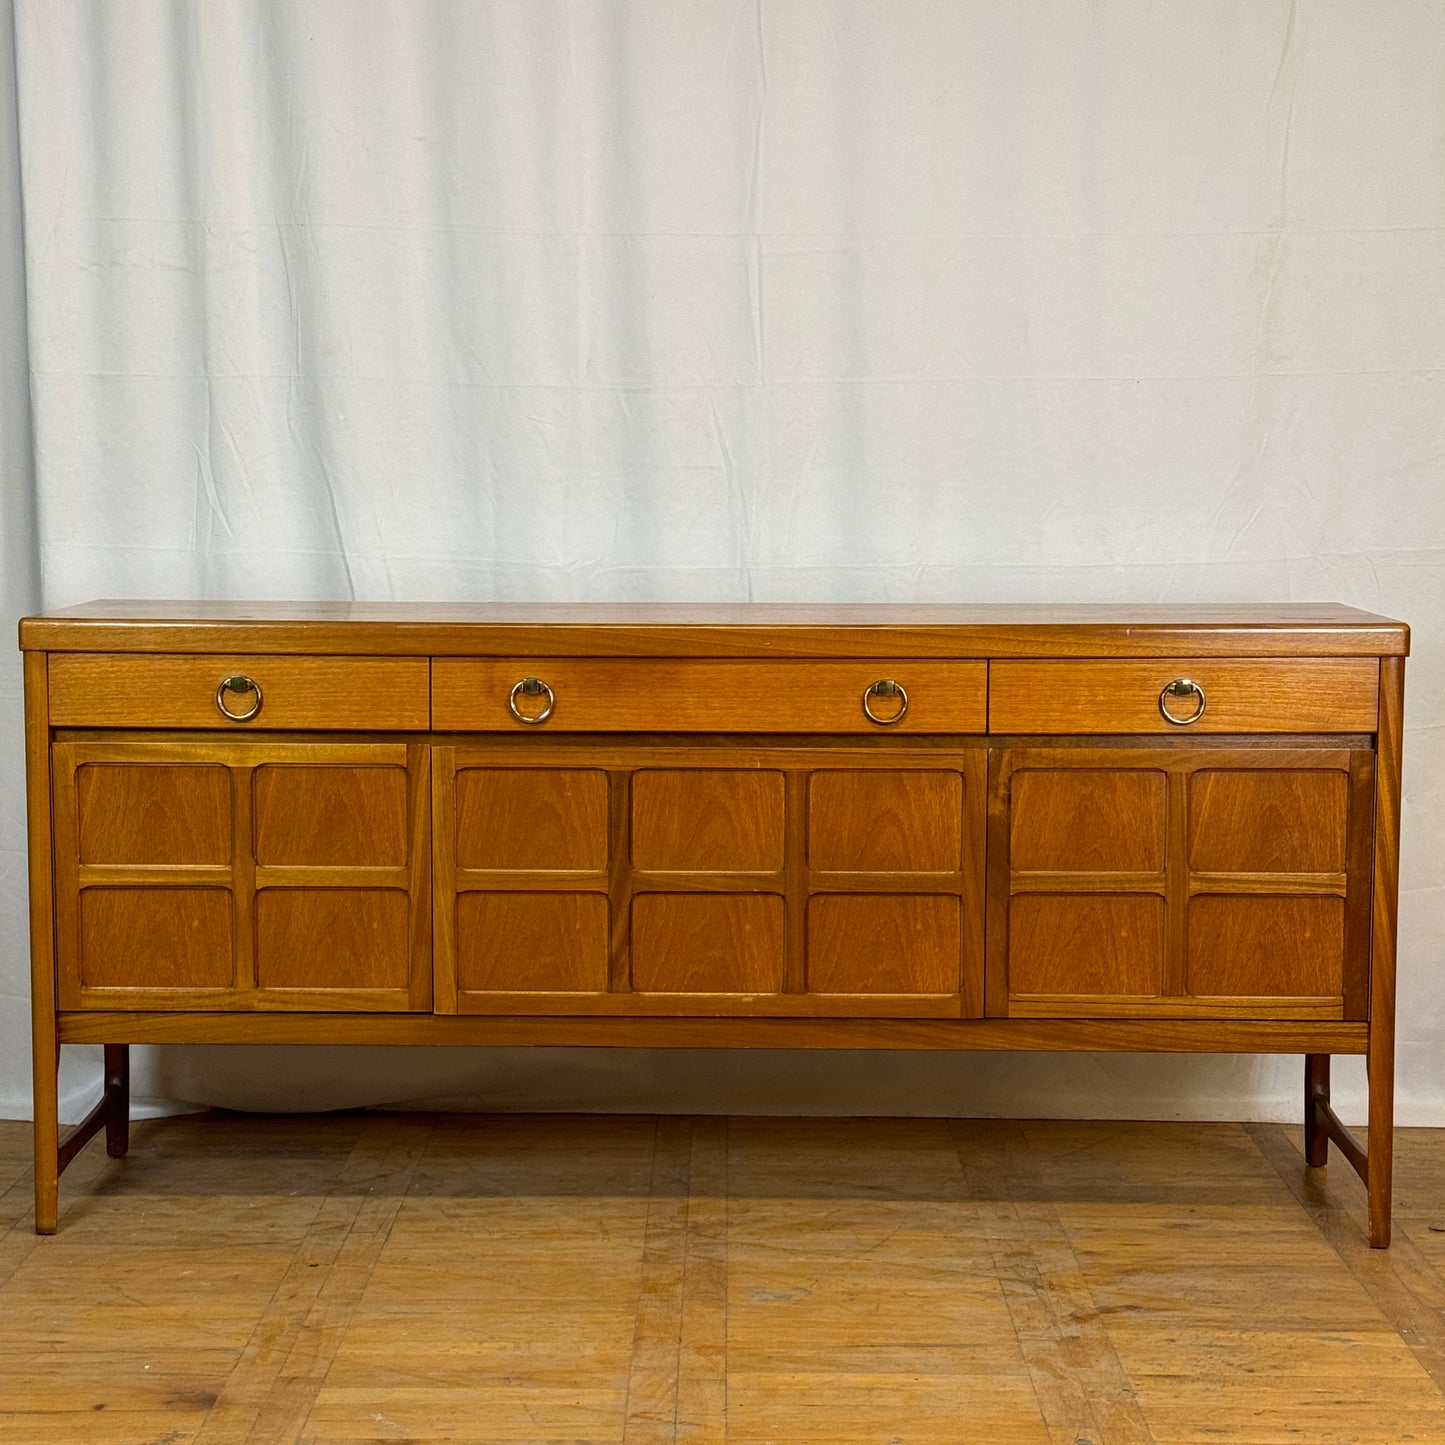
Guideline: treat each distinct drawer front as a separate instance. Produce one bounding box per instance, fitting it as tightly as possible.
[988,658,1379,734]
[432,659,987,733]
[48,654,430,730]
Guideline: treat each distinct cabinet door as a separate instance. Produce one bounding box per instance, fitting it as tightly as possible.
[988,747,1374,1019]
[52,740,430,1010]
[434,743,986,1017]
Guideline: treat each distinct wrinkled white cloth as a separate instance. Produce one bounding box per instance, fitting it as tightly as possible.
[1,1,1442,1124]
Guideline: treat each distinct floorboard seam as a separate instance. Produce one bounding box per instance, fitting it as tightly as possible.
[622,1115,696,1443]
[950,1118,1157,1445]
[1248,1120,1445,1400]
[190,1111,436,1445]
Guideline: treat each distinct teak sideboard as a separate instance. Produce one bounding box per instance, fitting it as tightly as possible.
[19,602,1408,1243]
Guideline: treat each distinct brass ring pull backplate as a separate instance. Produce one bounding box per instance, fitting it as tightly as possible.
[1159,677,1206,726]
[215,674,263,722]
[862,678,909,725]
[508,676,555,724]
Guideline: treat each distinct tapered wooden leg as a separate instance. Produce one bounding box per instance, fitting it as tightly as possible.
[33,1035,59,1236]
[104,1045,130,1158]
[1304,1054,1330,1167]
[1367,1028,1394,1249]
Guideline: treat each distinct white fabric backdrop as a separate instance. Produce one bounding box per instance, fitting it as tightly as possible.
[2,0,1442,1126]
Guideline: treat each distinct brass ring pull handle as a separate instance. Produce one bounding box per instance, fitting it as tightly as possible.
[862,678,909,725]
[1159,677,1206,726]
[508,676,555,725]
[215,674,263,722]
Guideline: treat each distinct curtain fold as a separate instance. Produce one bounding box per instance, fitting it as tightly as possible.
[2,1,1442,1125]
[1,0,45,1119]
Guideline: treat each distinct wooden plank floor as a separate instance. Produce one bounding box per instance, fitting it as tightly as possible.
[1,1114,1444,1443]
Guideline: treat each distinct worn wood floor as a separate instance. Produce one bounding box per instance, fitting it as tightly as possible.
[0,1113,1443,1444]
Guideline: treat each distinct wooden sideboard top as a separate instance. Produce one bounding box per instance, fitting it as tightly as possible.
[19,600,1409,658]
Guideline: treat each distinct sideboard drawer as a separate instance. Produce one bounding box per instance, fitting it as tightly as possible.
[432,659,988,733]
[988,658,1379,734]
[48,654,431,730]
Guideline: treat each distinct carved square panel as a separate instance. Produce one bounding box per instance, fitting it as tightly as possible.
[77,764,231,865]
[255,888,410,991]
[79,887,233,989]
[1189,770,1348,874]
[456,769,608,872]
[1187,895,1344,999]
[456,892,609,993]
[809,771,963,872]
[253,765,408,866]
[1010,770,1166,874]
[631,770,784,871]
[806,894,961,994]
[631,893,784,993]
[1008,894,1164,998]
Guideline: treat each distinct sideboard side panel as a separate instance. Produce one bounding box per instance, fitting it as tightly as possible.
[1368,656,1406,1246]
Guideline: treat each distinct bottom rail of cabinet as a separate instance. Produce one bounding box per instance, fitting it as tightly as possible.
[57,1011,1370,1054]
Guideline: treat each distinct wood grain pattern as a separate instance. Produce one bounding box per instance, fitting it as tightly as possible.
[631,770,785,872]
[948,1119,1158,1443]
[806,894,962,997]
[958,754,990,1021]
[253,764,409,866]
[430,749,461,1014]
[1369,655,1406,1247]
[1305,1052,1333,1166]
[630,893,785,994]
[454,892,610,996]
[47,653,430,729]
[8,1113,1443,1441]
[808,769,964,873]
[436,743,984,1017]
[51,740,430,1013]
[1008,894,1165,999]
[1342,752,1377,1022]
[783,770,809,998]
[990,658,1380,733]
[1009,769,1166,873]
[19,599,1411,658]
[607,771,631,998]
[57,1010,1371,1053]
[399,989,974,1019]
[455,766,609,871]
[433,658,988,733]
[1187,895,1345,1000]
[1189,768,1348,873]
[255,888,412,995]
[231,747,258,1005]
[1165,765,1191,1008]
[403,742,434,1015]
[993,746,1369,1023]
[984,749,1012,1020]
[1251,1122,1445,1369]
[77,763,232,864]
[78,887,234,991]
